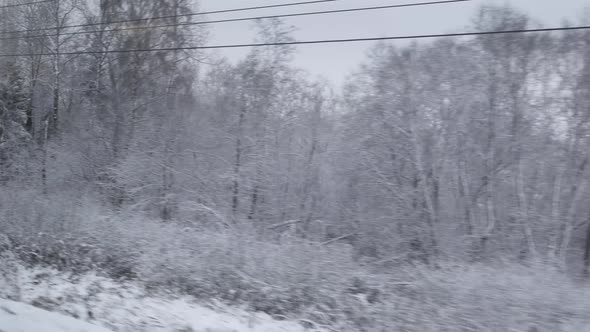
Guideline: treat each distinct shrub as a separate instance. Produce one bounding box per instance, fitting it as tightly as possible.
[1,187,589,331]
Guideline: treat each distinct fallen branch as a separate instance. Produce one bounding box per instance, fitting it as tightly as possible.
[372,253,409,265]
[298,318,339,332]
[267,220,301,230]
[321,233,356,246]
[388,281,414,286]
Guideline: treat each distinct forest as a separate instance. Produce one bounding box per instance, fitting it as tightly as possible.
[0,0,590,331]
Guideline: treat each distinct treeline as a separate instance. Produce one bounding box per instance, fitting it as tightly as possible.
[0,1,589,274]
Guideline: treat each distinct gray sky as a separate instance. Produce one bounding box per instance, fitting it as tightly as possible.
[200,0,589,86]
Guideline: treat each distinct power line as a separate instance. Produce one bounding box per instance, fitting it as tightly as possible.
[0,0,471,41]
[0,0,340,36]
[0,0,53,9]
[65,0,340,30]
[1,24,589,57]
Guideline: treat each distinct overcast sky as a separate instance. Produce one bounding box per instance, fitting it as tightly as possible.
[199,0,589,86]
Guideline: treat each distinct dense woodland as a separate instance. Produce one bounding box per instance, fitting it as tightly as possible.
[1,1,590,330]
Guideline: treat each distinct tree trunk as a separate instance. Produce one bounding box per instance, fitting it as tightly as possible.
[584,221,590,277]
[232,106,246,218]
[48,0,60,139]
[548,167,564,263]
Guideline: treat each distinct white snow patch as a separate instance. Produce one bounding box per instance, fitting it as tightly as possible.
[8,266,324,332]
[0,298,112,332]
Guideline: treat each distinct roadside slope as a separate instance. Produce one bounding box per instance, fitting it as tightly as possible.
[0,298,112,332]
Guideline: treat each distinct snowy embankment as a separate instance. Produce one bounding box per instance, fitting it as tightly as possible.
[0,298,111,332]
[1,266,323,332]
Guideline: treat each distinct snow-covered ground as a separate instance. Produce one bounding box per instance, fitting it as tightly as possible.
[0,298,111,332]
[1,266,324,332]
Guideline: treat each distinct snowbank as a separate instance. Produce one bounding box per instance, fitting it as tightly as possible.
[9,266,323,332]
[0,298,111,332]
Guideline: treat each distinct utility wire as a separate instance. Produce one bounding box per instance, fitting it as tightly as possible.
[0,0,53,9]
[0,0,340,35]
[63,0,340,30]
[0,0,471,41]
[1,24,588,57]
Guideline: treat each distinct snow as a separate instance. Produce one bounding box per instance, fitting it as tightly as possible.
[2,266,324,332]
[0,298,112,332]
